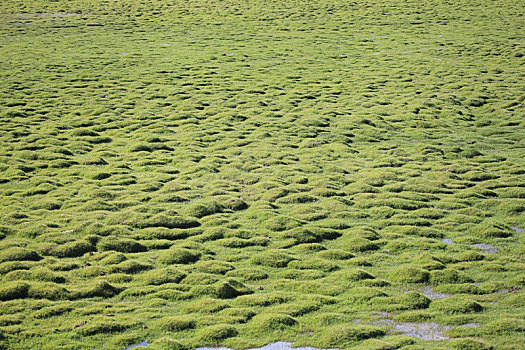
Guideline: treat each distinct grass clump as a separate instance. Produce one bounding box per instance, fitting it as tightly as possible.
[0,282,29,301]
[234,292,292,307]
[158,248,201,265]
[212,279,252,299]
[30,267,66,283]
[197,324,238,343]
[74,319,129,336]
[473,220,514,238]
[196,260,234,275]
[288,259,339,272]
[0,247,41,263]
[321,325,386,347]
[430,296,483,314]
[27,282,71,300]
[110,260,153,274]
[141,268,186,285]
[156,316,196,332]
[139,214,200,229]
[182,273,220,285]
[48,240,94,258]
[249,313,297,331]
[184,201,223,218]
[97,238,146,253]
[484,318,525,335]
[32,304,72,319]
[225,268,268,282]
[390,266,430,283]
[430,269,473,284]
[78,281,122,299]
[151,337,188,350]
[448,338,494,350]
[184,298,230,314]
[318,249,354,260]
[251,250,295,267]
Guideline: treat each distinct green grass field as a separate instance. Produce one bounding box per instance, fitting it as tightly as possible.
[0,0,524,349]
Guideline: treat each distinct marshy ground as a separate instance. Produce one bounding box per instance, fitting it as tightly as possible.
[0,0,524,349]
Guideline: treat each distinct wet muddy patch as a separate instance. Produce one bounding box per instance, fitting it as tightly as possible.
[125,342,151,349]
[197,342,337,350]
[417,286,451,300]
[371,319,479,341]
[471,243,498,254]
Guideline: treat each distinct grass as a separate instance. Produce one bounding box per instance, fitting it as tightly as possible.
[0,0,524,349]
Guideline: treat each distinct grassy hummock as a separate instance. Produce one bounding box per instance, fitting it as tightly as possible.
[0,0,524,349]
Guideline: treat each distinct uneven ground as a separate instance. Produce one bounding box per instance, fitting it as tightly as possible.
[0,0,524,349]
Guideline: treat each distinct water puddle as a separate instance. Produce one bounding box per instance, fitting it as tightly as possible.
[417,286,451,300]
[372,320,479,341]
[197,342,336,350]
[125,342,151,349]
[512,226,524,233]
[471,243,498,253]
[443,238,498,253]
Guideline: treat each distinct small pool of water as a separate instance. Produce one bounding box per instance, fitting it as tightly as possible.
[372,320,479,341]
[442,238,455,245]
[125,342,151,349]
[512,226,524,233]
[471,243,498,253]
[197,342,336,350]
[418,286,451,300]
